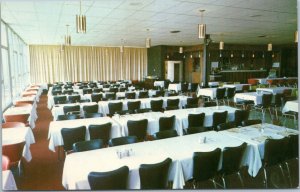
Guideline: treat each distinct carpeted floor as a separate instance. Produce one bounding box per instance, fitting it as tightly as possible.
[15,94,65,190]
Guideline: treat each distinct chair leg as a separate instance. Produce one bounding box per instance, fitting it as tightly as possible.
[263,167,268,188]
[285,162,292,187]
[237,171,244,187]
[211,178,217,189]
[222,176,226,189]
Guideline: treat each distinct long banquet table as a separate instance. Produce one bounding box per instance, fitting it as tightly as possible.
[48,117,121,152]
[62,123,298,190]
[282,100,298,113]
[164,106,237,131]
[2,126,35,162]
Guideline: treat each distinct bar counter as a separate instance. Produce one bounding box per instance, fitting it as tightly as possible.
[220,70,267,83]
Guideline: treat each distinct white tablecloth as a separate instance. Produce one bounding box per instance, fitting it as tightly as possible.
[220,123,299,176]
[208,82,219,87]
[154,81,165,88]
[2,170,17,190]
[51,102,98,120]
[234,92,264,105]
[112,112,179,136]
[98,96,189,116]
[2,127,35,162]
[3,105,38,129]
[48,117,121,152]
[254,77,298,85]
[197,88,217,99]
[168,83,181,92]
[164,106,237,131]
[223,84,250,91]
[282,100,298,113]
[62,131,252,190]
[256,87,293,94]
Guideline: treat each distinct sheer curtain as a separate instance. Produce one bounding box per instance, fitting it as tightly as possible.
[29,45,147,83]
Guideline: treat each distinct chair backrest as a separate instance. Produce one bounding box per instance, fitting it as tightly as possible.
[261,94,272,108]
[73,139,104,152]
[2,155,10,171]
[2,122,26,128]
[283,89,292,97]
[93,88,102,93]
[212,111,228,130]
[181,83,189,93]
[54,96,67,104]
[139,158,172,189]
[57,114,81,121]
[83,104,99,114]
[159,115,175,131]
[139,91,149,98]
[63,105,80,115]
[226,87,236,99]
[155,90,165,97]
[52,90,62,95]
[127,101,141,112]
[167,99,179,107]
[125,92,136,99]
[193,148,221,182]
[287,134,299,159]
[63,89,73,95]
[222,142,247,175]
[106,92,116,100]
[186,97,199,108]
[4,114,30,124]
[84,113,103,119]
[108,102,123,115]
[203,101,217,107]
[188,113,205,128]
[108,136,137,147]
[88,123,112,145]
[242,85,250,92]
[88,166,129,190]
[274,93,283,107]
[61,126,86,152]
[127,119,148,141]
[109,87,118,93]
[83,88,93,94]
[241,119,262,126]
[154,130,178,140]
[150,99,163,112]
[136,108,151,113]
[216,88,226,99]
[234,110,249,127]
[2,141,25,164]
[264,137,289,167]
[217,122,236,131]
[187,127,207,134]
[68,95,81,103]
[91,93,102,102]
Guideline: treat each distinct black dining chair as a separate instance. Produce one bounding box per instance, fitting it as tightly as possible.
[88,123,112,146]
[83,88,93,94]
[108,102,123,116]
[214,88,226,106]
[91,93,102,103]
[88,166,129,190]
[127,119,148,141]
[73,139,104,152]
[61,126,86,154]
[125,92,136,99]
[127,101,141,113]
[52,90,62,96]
[63,89,74,95]
[53,95,67,104]
[203,101,217,107]
[225,87,236,106]
[57,114,81,121]
[108,136,137,147]
[185,97,199,108]
[153,90,165,97]
[284,134,299,188]
[63,105,80,115]
[221,142,247,188]
[263,137,289,188]
[68,95,81,103]
[150,99,164,112]
[159,115,175,131]
[84,113,103,119]
[165,98,179,110]
[92,88,102,93]
[154,130,178,140]
[83,104,98,114]
[136,108,151,113]
[105,92,116,100]
[252,93,273,120]
[216,122,236,131]
[212,111,228,131]
[139,90,149,98]
[234,110,249,127]
[190,148,221,189]
[241,119,262,126]
[139,158,172,189]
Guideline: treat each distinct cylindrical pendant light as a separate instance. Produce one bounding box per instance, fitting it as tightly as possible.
[295,31,298,43]
[146,38,151,48]
[120,45,124,53]
[65,25,71,45]
[267,43,272,51]
[198,24,206,39]
[76,0,86,33]
[179,47,183,53]
[219,41,224,50]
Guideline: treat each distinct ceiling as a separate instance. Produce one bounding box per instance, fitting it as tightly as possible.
[1,0,297,47]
